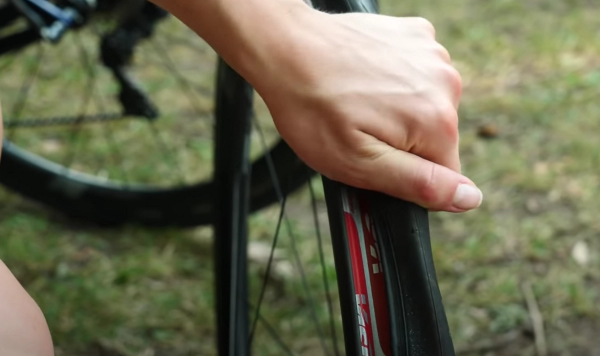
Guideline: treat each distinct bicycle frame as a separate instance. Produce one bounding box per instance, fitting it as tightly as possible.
[0,0,143,54]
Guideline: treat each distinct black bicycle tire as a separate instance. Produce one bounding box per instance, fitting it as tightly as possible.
[324,179,456,356]
[0,3,314,227]
[212,59,253,356]
[0,140,313,226]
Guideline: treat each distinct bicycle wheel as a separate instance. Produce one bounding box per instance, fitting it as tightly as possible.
[0,1,312,227]
[213,0,456,354]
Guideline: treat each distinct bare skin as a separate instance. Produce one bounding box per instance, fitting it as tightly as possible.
[151,0,483,211]
[0,247,54,355]
[0,105,50,355]
[0,0,482,354]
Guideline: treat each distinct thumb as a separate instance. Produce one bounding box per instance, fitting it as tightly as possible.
[360,146,482,212]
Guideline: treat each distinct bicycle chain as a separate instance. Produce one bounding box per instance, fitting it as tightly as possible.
[3,112,130,129]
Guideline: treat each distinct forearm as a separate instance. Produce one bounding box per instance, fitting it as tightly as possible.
[149,0,312,88]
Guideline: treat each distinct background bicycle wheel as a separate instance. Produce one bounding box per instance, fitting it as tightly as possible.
[0,1,311,226]
[1,0,599,355]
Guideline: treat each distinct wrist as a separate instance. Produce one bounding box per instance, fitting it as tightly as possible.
[216,0,317,91]
[151,0,316,91]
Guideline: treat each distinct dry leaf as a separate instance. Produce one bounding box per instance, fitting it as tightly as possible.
[571,241,590,267]
[477,123,499,139]
[41,138,62,153]
[248,241,294,280]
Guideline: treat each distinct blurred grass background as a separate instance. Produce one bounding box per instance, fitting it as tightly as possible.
[0,0,599,355]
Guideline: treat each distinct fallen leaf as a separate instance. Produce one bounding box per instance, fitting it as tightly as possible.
[248,241,294,280]
[477,123,500,139]
[41,138,62,153]
[571,241,590,267]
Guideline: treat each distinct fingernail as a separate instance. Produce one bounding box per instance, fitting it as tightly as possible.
[453,184,483,210]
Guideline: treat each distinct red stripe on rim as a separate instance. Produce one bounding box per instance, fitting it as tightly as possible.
[343,188,391,356]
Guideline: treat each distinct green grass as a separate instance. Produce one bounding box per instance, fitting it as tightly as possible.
[1,0,600,355]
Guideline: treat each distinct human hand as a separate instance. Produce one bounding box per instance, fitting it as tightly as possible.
[251,10,482,212]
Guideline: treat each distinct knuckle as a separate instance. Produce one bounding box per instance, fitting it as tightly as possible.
[434,43,452,63]
[441,110,459,143]
[415,17,436,36]
[438,64,461,84]
[421,101,458,143]
[447,66,463,91]
[423,99,456,121]
[436,102,459,137]
[436,64,463,99]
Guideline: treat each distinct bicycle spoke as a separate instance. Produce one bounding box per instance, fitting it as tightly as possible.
[62,36,97,169]
[148,38,206,119]
[309,178,340,356]
[7,44,44,141]
[148,121,187,184]
[101,122,130,184]
[76,31,130,184]
[248,195,288,347]
[285,213,331,356]
[126,42,215,99]
[145,38,216,185]
[252,115,331,355]
[251,117,282,197]
[158,30,210,55]
[0,53,18,73]
[250,304,295,356]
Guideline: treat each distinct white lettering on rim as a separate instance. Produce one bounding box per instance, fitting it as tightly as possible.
[356,294,369,356]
